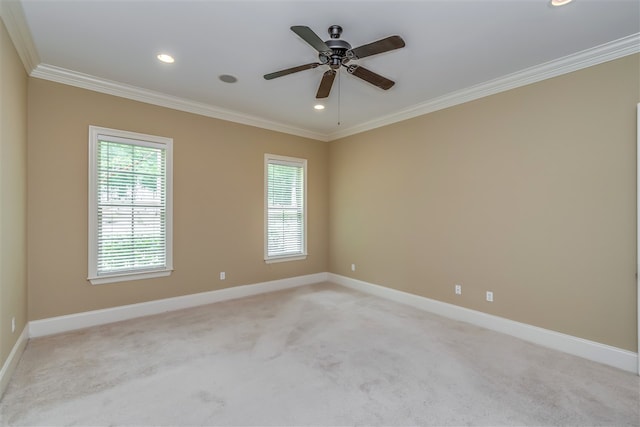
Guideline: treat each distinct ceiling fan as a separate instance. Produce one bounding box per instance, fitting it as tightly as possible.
[264,25,405,99]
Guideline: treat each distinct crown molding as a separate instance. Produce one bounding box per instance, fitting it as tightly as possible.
[30,64,328,141]
[328,33,640,141]
[0,0,40,73]
[5,0,638,143]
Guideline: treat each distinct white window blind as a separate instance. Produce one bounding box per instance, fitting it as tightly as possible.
[265,154,307,262]
[88,126,173,284]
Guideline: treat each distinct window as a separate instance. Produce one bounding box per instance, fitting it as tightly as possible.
[265,154,307,263]
[88,126,173,284]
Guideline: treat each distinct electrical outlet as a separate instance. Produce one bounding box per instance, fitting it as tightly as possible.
[220,272,225,280]
[486,291,494,302]
[351,264,356,272]
[455,284,462,295]
[11,317,15,333]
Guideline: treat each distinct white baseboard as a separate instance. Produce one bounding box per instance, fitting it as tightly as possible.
[29,272,328,338]
[329,273,639,374]
[25,271,637,374]
[0,325,29,399]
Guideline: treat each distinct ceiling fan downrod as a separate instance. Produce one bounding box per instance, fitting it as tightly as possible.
[328,25,343,39]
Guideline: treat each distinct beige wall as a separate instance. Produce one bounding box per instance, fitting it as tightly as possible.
[0,19,28,366]
[20,45,640,352]
[329,54,640,351]
[27,79,329,320]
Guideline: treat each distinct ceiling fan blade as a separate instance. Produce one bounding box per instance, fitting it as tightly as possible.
[264,62,321,80]
[316,70,336,98]
[347,35,405,60]
[346,65,395,90]
[291,26,331,54]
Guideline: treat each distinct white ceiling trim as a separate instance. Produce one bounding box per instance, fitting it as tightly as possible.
[30,64,329,142]
[0,0,39,73]
[328,33,640,141]
[29,32,639,143]
[2,0,326,141]
[4,0,638,143]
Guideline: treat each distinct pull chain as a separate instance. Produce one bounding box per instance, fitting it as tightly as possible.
[337,70,341,126]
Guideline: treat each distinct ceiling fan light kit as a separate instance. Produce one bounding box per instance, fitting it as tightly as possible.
[264,25,405,99]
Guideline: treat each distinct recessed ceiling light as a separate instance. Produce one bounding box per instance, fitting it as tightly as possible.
[219,74,238,83]
[314,104,325,110]
[157,53,175,63]
[550,0,574,6]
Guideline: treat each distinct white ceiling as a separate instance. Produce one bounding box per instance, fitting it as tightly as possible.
[5,0,640,140]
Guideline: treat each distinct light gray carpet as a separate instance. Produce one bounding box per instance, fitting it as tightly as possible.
[1,282,638,426]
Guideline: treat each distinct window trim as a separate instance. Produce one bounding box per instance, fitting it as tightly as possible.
[264,153,307,263]
[88,126,173,285]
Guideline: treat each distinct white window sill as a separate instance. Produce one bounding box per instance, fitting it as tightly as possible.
[264,255,307,264]
[88,269,173,285]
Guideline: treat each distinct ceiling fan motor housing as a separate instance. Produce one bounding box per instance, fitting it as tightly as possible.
[322,39,352,69]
